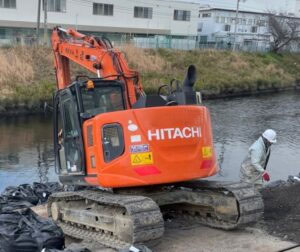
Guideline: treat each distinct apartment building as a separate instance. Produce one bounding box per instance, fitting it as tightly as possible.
[198,8,271,51]
[0,0,199,49]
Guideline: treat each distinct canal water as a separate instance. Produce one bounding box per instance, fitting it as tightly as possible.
[0,91,299,191]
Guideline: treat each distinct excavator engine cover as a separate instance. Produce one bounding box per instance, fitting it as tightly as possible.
[59,105,218,188]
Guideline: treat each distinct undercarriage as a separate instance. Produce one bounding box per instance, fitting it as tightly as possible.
[48,180,264,249]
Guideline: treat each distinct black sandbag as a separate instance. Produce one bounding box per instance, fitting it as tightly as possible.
[0,208,64,252]
[44,182,63,194]
[32,182,63,203]
[0,195,33,212]
[2,184,39,205]
[0,182,63,212]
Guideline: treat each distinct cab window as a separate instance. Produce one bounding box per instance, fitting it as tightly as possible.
[81,86,124,116]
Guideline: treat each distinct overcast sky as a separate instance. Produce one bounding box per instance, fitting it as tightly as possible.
[186,0,297,13]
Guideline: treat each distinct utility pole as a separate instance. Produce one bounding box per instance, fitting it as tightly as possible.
[233,0,240,51]
[75,13,79,31]
[233,0,246,51]
[36,0,41,45]
[43,0,48,45]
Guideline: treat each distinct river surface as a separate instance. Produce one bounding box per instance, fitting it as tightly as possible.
[0,91,300,191]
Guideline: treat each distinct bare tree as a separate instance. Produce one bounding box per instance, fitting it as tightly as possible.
[268,14,300,53]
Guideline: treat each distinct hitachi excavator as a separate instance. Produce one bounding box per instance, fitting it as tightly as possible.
[48,27,263,249]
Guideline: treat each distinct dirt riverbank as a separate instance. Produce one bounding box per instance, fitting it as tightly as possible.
[1,46,300,117]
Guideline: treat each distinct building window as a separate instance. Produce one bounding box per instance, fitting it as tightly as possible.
[258,20,266,26]
[43,0,66,12]
[174,10,191,21]
[202,13,211,18]
[0,0,16,9]
[134,6,153,19]
[199,36,208,43]
[251,26,258,33]
[220,17,225,23]
[242,19,246,25]
[224,24,231,32]
[0,28,5,39]
[93,3,113,16]
[248,19,253,25]
[244,40,253,46]
[198,22,203,32]
[215,16,220,23]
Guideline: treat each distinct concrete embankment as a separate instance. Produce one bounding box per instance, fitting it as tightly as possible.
[1,46,300,116]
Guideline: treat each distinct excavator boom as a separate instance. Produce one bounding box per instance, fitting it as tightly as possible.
[51,27,143,106]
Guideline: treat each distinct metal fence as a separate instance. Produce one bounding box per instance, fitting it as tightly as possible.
[1,35,298,53]
[115,37,197,51]
[196,42,271,53]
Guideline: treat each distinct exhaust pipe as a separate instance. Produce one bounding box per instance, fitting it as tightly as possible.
[183,65,196,92]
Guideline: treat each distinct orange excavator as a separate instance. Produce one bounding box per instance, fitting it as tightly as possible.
[48,27,263,249]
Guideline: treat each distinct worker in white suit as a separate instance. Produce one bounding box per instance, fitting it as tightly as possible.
[240,129,277,189]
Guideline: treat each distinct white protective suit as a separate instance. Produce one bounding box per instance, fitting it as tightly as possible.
[240,137,270,186]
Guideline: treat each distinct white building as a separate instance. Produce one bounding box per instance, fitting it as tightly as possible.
[0,0,199,49]
[295,0,300,17]
[198,8,271,51]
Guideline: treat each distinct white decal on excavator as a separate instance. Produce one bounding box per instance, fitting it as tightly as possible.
[128,120,138,132]
[148,127,201,141]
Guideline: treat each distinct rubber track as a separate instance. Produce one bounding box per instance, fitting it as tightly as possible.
[175,180,264,230]
[47,190,164,249]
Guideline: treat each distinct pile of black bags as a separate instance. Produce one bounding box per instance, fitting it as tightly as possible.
[0,182,63,212]
[0,208,64,252]
[0,182,65,252]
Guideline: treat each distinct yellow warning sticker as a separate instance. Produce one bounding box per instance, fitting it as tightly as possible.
[202,146,212,158]
[131,152,154,166]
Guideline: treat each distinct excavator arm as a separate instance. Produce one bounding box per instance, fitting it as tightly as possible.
[51,27,143,107]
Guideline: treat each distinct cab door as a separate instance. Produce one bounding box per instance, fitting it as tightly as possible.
[54,89,85,175]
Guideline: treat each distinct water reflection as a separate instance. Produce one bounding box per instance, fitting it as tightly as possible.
[0,115,56,191]
[0,91,300,191]
[36,141,54,183]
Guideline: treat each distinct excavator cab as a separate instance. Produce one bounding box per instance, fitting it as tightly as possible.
[53,79,126,177]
